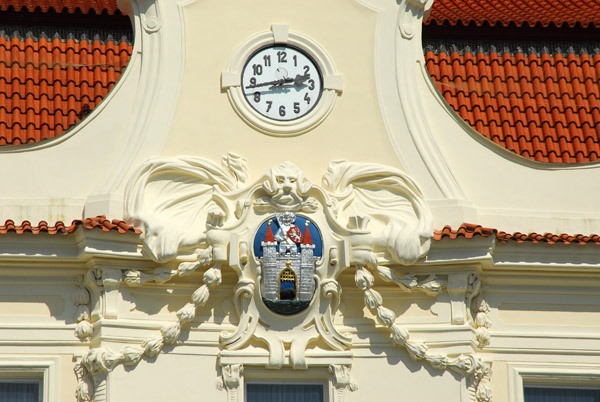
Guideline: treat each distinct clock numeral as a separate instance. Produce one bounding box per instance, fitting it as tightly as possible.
[263,55,271,66]
[253,92,261,103]
[308,79,315,90]
[303,65,310,75]
[293,55,297,67]
[250,77,256,86]
[293,102,300,114]
[304,93,311,104]
[266,101,272,113]
[252,64,263,75]
[277,51,287,63]
[279,105,286,117]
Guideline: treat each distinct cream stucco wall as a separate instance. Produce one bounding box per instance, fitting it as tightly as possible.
[0,1,599,402]
[2,244,599,402]
[161,0,403,182]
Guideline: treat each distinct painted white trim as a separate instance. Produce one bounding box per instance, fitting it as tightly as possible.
[357,0,480,228]
[0,357,59,402]
[220,364,352,402]
[508,363,600,402]
[244,378,329,402]
[91,0,194,195]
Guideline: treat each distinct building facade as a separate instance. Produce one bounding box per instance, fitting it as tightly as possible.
[0,0,599,402]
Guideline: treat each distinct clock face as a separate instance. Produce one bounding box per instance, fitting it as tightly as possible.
[241,45,323,121]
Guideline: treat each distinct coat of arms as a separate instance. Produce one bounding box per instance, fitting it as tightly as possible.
[255,212,321,314]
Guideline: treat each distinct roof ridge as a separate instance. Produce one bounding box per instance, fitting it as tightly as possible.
[434,224,600,245]
[0,218,596,245]
[0,216,140,235]
[1,1,121,15]
[426,0,600,29]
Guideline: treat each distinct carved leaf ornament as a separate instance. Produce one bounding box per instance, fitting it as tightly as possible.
[74,153,491,401]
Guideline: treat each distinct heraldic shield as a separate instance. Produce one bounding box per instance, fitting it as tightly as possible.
[254,212,322,315]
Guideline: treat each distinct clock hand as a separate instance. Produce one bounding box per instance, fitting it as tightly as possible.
[292,73,310,85]
[267,74,311,89]
[245,77,293,89]
[245,74,311,89]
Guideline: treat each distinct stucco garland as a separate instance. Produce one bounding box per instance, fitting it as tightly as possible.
[74,262,221,402]
[354,264,492,401]
[73,153,491,401]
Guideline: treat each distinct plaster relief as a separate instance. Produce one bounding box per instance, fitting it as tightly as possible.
[74,153,491,401]
[121,153,434,371]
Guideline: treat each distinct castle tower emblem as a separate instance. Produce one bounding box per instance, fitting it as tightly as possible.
[254,212,321,315]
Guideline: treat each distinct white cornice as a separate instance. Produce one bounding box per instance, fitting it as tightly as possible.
[0,229,597,272]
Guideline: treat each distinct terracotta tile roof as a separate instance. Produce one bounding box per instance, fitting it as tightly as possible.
[0,216,140,235]
[434,224,600,245]
[496,231,600,245]
[424,45,600,163]
[0,35,132,145]
[1,0,120,15]
[426,0,600,28]
[1,218,596,245]
[434,224,496,240]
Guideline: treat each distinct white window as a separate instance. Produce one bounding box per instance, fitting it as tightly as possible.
[523,386,600,402]
[0,379,42,402]
[509,363,600,402]
[0,357,58,402]
[246,382,325,402]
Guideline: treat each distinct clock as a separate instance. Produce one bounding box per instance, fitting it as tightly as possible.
[241,45,323,121]
[222,25,343,136]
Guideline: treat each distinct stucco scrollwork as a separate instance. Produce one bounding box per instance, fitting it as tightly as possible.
[330,364,358,402]
[398,0,434,39]
[79,152,496,399]
[218,364,244,402]
[122,153,432,366]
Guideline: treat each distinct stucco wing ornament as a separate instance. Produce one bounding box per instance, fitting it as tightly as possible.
[124,153,248,262]
[322,160,433,265]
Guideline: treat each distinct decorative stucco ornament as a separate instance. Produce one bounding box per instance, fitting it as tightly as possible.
[123,153,432,369]
[74,153,490,401]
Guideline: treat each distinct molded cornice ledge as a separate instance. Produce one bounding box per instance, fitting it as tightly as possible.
[0,228,144,262]
[365,0,477,229]
[85,0,195,219]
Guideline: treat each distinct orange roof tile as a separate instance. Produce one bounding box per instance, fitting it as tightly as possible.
[424,47,600,163]
[1,0,120,15]
[0,35,132,145]
[426,0,600,28]
[433,224,496,240]
[434,224,600,245]
[0,216,140,235]
[1,219,596,247]
[496,231,600,245]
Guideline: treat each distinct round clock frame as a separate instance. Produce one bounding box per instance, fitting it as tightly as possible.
[222,25,343,136]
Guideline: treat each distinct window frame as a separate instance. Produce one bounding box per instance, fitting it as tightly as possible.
[0,377,43,402]
[508,363,600,402]
[222,365,335,402]
[245,379,328,402]
[0,357,59,402]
